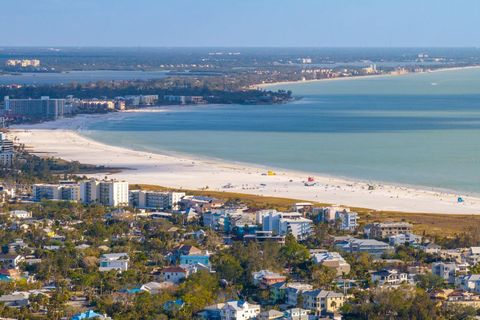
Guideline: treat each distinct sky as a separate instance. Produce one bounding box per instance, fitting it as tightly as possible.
[1,0,480,47]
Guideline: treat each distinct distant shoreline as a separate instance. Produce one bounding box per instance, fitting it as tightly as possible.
[252,65,480,89]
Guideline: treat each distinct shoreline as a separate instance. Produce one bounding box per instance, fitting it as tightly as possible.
[252,65,480,89]
[9,111,480,215]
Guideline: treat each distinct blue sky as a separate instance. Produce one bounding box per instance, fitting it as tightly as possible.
[1,0,480,47]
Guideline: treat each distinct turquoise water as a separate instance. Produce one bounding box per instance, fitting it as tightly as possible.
[82,68,480,194]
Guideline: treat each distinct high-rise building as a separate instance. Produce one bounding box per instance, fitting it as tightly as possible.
[4,96,65,120]
[80,179,129,207]
[0,133,14,166]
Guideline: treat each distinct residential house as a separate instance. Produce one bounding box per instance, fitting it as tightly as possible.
[0,292,29,307]
[99,253,129,272]
[220,300,261,320]
[284,308,310,320]
[457,274,480,293]
[9,210,32,220]
[371,269,409,287]
[285,283,313,306]
[258,309,284,320]
[312,251,350,276]
[302,289,345,315]
[336,238,393,257]
[0,254,24,269]
[389,233,422,247]
[432,262,458,284]
[160,266,188,284]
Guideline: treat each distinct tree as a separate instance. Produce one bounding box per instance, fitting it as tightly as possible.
[280,234,309,269]
[213,253,244,283]
[311,264,337,289]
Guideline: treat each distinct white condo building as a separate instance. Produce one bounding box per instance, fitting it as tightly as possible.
[80,179,129,207]
[129,190,185,210]
[262,211,313,241]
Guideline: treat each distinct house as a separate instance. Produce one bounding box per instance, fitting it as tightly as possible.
[252,270,286,287]
[389,233,422,247]
[140,281,175,294]
[9,210,32,220]
[220,300,261,320]
[99,253,129,272]
[432,262,458,284]
[258,309,284,320]
[302,289,345,315]
[284,308,310,320]
[285,283,313,306]
[336,238,393,257]
[160,266,188,284]
[71,310,111,320]
[371,269,409,287]
[466,247,480,265]
[457,274,480,293]
[420,242,442,254]
[169,245,203,264]
[197,303,225,320]
[0,254,24,269]
[443,290,480,309]
[0,292,30,307]
[180,252,210,266]
[312,251,350,276]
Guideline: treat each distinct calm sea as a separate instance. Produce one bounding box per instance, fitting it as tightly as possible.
[82,68,480,194]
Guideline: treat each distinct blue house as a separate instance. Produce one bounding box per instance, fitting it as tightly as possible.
[180,254,210,266]
[71,310,103,320]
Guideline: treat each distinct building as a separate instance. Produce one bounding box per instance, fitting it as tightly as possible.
[258,310,284,320]
[5,96,65,120]
[458,274,480,293]
[6,59,40,68]
[160,266,188,284]
[220,300,261,320]
[262,211,313,241]
[252,270,286,288]
[432,262,458,284]
[129,190,185,210]
[99,253,130,272]
[371,269,409,287]
[0,133,14,166]
[336,238,393,257]
[285,283,313,306]
[312,251,350,276]
[302,289,345,315]
[466,247,480,265]
[335,210,359,231]
[32,182,80,202]
[74,99,115,113]
[179,252,210,266]
[284,308,309,320]
[80,179,129,207]
[9,210,32,219]
[367,222,413,239]
[389,233,422,246]
[0,254,24,269]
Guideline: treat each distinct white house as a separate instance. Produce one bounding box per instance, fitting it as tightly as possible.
[262,212,313,241]
[160,266,188,284]
[99,253,129,272]
[389,233,422,247]
[220,300,261,320]
[371,269,409,287]
[9,210,32,219]
[458,274,480,293]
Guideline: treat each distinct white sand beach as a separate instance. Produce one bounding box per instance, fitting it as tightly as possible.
[9,112,480,215]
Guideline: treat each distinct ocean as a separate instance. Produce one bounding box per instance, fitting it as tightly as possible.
[81,67,480,194]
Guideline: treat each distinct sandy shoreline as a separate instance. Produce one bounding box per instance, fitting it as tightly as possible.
[8,111,480,215]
